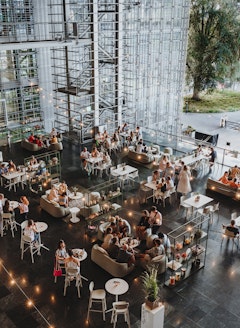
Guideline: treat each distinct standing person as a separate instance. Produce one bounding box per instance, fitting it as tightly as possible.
[80,147,90,172]
[0,194,4,237]
[18,196,29,221]
[177,165,192,195]
[208,147,217,171]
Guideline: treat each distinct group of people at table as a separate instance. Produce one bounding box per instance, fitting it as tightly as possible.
[27,127,62,148]
[98,206,169,268]
[47,181,69,207]
[218,165,240,188]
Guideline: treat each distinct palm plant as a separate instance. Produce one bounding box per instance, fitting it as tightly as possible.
[141,266,159,302]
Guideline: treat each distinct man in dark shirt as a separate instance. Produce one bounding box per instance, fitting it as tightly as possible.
[225,220,239,236]
[108,237,120,259]
[116,244,135,267]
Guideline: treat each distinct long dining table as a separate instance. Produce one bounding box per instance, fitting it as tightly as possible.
[110,165,138,177]
[1,171,26,192]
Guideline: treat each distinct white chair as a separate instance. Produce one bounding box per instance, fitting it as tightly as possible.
[3,213,17,238]
[128,169,139,185]
[87,281,107,322]
[63,266,82,298]
[154,190,171,207]
[51,177,60,187]
[147,176,152,183]
[208,202,220,223]
[54,259,66,283]
[109,166,119,180]
[21,235,39,263]
[119,174,130,189]
[179,195,192,220]
[111,301,130,328]
[197,206,211,220]
[169,185,177,200]
[138,181,153,204]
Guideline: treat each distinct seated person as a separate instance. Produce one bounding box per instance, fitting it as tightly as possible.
[158,155,168,171]
[50,128,57,139]
[140,239,165,267]
[102,152,111,166]
[107,237,120,259]
[229,165,240,180]
[55,239,68,265]
[219,171,229,184]
[28,133,35,143]
[8,160,17,172]
[117,218,129,238]
[101,227,114,250]
[58,181,68,196]
[65,249,80,273]
[35,136,44,147]
[154,178,167,199]
[91,146,100,158]
[51,135,58,144]
[58,192,68,207]
[24,219,40,244]
[136,139,144,153]
[228,178,239,189]
[136,210,150,240]
[157,232,171,256]
[30,155,38,166]
[80,147,90,172]
[223,219,239,236]
[149,206,162,234]
[152,170,160,182]
[166,176,174,191]
[164,162,175,178]
[3,199,14,214]
[116,244,135,267]
[0,163,8,175]
[48,185,59,202]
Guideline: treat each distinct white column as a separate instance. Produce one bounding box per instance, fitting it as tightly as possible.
[141,303,164,328]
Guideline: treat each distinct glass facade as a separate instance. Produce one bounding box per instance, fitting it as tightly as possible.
[0,0,190,144]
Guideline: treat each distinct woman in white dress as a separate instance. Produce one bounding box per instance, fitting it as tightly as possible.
[177,165,192,195]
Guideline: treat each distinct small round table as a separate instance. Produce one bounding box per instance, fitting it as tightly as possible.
[69,192,83,200]
[72,248,88,261]
[120,237,140,249]
[10,201,19,209]
[70,207,80,223]
[105,278,129,302]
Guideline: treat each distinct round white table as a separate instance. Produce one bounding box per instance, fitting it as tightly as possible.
[105,278,129,302]
[120,237,140,249]
[72,248,88,261]
[10,200,19,209]
[68,192,83,200]
[70,207,80,223]
[35,221,48,233]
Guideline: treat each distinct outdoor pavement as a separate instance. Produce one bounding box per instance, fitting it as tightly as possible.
[181,111,240,151]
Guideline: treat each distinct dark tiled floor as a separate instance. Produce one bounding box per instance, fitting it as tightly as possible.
[0,141,240,327]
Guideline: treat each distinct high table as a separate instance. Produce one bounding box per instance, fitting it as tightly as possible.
[105,278,129,302]
[35,221,49,254]
[72,248,88,281]
[111,165,138,177]
[183,194,213,210]
[1,171,26,192]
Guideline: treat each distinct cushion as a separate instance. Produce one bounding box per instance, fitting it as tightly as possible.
[96,245,108,255]
[50,200,60,207]
[151,255,164,262]
[90,204,100,214]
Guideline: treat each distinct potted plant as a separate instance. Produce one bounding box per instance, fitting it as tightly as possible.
[141,266,160,310]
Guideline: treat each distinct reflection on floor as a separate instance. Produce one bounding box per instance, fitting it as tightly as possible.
[0,141,240,328]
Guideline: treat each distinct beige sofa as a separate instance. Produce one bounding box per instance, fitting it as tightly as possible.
[207,178,240,200]
[127,148,154,164]
[139,254,168,275]
[91,244,134,277]
[48,141,63,151]
[97,220,131,241]
[40,195,71,218]
[21,139,44,152]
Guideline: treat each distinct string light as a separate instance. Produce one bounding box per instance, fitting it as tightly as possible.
[0,259,54,327]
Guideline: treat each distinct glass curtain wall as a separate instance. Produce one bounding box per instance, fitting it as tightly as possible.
[0,0,190,145]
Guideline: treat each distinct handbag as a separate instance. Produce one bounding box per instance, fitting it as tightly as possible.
[53,259,62,277]
[53,268,62,277]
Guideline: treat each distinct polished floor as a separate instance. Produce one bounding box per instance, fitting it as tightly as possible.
[0,139,240,328]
